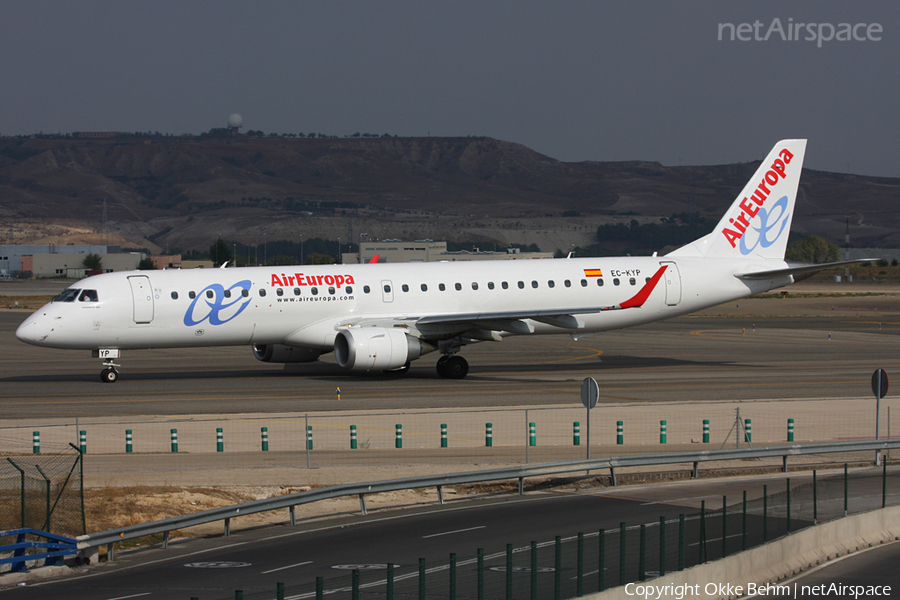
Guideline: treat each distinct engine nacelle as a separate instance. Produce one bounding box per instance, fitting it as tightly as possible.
[334,328,435,371]
[252,344,323,363]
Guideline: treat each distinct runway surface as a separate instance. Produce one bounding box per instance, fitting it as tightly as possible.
[3,287,900,419]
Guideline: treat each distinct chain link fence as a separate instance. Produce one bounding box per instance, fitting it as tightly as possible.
[0,446,84,538]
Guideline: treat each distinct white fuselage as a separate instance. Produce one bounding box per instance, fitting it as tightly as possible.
[16,255,790,352]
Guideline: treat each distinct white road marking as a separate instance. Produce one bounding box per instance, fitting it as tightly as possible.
[261,560,313,574]
[422,525,486,539]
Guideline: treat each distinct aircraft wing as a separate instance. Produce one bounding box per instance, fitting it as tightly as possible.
[735,259,875,282]
[336,265,668,336]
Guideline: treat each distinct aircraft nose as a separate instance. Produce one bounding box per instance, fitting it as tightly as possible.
[15,314,48,345]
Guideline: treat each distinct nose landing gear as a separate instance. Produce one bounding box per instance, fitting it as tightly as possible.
[93,349,122,383]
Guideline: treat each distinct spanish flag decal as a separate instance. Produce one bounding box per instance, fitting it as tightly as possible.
[583,268,603,277]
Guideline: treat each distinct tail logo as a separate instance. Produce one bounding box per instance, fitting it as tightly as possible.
[721,148,795,250]
[739,196,790,255]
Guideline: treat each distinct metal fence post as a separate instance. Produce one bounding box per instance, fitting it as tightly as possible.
[598,528,606,592]
[387,563,394,600]
[763,485,768,542]
[844,463,849,516]
[506,543,513,600]
[742,491,747,550]
[722,496,728,558]
[619,522,626,586]
[678,515,685,571]
[639,525,646,581]
[530,540,538,600]
[450,552,457,600]
[659,516,666,576]
[813,470,818,524]
[352,569,360,600]
[555,536,562,600]
[786,478,791,533]
[418,557,426,600]
[477,548,484,600]
[577,532,584,597]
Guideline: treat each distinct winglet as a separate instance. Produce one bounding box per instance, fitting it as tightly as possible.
[618,265,667,309]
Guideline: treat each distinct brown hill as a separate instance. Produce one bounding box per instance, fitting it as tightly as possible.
[0,135,897,251]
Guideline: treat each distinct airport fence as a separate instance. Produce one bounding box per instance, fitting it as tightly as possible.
[0,398,896,469]
[218,462,900,600]
[0,446,84,539]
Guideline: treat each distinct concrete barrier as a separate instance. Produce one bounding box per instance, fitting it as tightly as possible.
[582,505,900,599]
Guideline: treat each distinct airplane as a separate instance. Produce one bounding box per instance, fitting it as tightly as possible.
[16,139,863,382]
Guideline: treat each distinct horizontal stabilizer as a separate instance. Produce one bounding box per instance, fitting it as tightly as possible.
[735,259,875,282]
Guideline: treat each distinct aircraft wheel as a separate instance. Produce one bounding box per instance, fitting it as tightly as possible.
[445,356,469,379]
[436,356,451,378]
[101,368,119,383]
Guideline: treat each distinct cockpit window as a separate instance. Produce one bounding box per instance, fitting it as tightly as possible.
[52,289,80,303]
[78,289,98,302]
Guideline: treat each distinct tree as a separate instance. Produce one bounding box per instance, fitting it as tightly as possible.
[304,252,335,265]
[137,257,156,270]
[82,254,103,270]
[209,238,233,267]
[785,235,840,263]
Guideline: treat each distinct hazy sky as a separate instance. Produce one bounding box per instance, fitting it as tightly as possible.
[2,1,898,176]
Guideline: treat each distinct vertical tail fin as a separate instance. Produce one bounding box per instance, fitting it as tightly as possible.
[668,139,807,259]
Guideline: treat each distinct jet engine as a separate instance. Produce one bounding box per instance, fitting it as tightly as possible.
[252,344,323,363]
[334,328,435,371]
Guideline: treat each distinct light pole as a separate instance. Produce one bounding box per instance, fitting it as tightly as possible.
[337,237,341,264]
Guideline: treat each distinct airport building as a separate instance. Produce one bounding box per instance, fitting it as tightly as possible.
[343,240,554,263]
[0,244,120,277]
[21,252,142,279]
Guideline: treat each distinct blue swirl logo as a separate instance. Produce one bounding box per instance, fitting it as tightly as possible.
[184,280,252,326]
[739,196,790,256]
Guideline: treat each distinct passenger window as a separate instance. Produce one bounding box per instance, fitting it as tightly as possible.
[206,290,214,299]
[581,279,587,287]
[645,277,651,283]
[259,289,267,297]
[346,286,353,294]
[439,283,446,291]
[224,289,232,298]
[597,279,604,287]
[472,282,478,290]
[311,287,319,296]
[242,289,249,297]
[171,291,178,300]
[548,280,555,288]
[531,280,538,289]
[564,280,571,288]
[329,287,336,295]
[276,288,283,297]
[189,291,196,299]
[613,278,620,286]
[629,278,636,286]
[455,283,462,291]
[364,285,371,294]
[401,284,409,293]
[517,281,524,289]
[384,284,391,293]
[294,288,301,296]
[421,283,428,292]
[502,281,509,290]
[488,282,495,290]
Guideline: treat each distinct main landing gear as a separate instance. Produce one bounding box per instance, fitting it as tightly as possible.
[436,355,469,379]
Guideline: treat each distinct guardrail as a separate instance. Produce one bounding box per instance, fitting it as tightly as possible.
[76,439,900,557]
